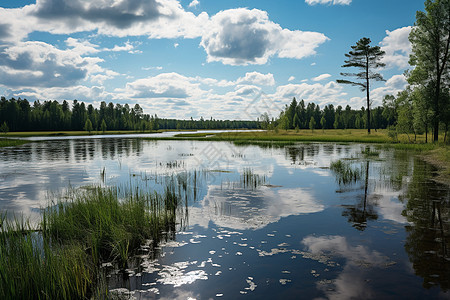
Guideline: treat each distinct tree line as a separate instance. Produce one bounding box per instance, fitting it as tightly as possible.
[267,97,389,131]
[0,97,260,132]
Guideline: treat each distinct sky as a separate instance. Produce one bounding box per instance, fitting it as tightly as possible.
[0,0,425,120]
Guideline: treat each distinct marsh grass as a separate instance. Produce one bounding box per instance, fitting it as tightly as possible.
[0,176,188,299]
[241,168,266,189]
[0,138,29,148]
[330,160,361,185]
[0,214,94,299]
[43,185,179,267]
[361,147,380,157]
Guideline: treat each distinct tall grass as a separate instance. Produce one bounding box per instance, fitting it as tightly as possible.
[330,160,361,185]
[0,214,94,299]
[43,185,179,267]
[1,179,184,299]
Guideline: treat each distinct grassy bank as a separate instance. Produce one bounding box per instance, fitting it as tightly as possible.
[0,138,29,147]
[0,182,181,299]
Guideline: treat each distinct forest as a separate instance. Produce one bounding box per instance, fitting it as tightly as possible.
[0,96,394,133]
[0,97,260,132]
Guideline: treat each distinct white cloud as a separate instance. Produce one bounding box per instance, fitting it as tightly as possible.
[272,81,345,108]
[200,8,328,65]
[0,0,209,42]
[118,72,202,99]
[236,72,275,86]
[0,41,116,88]
[380,26,412,69]
[305,0,352,5]
[371,74,408,105]
[188,0,199,8]
[288,76,295,82]
[142,66,163,71]
[312,73,332,81]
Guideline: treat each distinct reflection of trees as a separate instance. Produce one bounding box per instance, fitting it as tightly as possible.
[0,138,144,163]
[331,159,378,231]
[402,159,450,291]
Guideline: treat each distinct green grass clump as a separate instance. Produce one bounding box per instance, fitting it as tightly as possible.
[43,185,178,267]
[330,160,361,185]
[0,214,94,299]
[0,181,181,299]
[0,138,29,148]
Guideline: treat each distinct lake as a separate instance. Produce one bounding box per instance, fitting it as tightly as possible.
[0,137,449,299]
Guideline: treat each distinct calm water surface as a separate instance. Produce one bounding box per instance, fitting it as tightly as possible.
[0,138,449,299]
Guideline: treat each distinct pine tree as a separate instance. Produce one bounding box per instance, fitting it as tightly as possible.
[337,37,386,134]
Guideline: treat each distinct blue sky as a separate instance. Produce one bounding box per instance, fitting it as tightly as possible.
[0,0,424,119]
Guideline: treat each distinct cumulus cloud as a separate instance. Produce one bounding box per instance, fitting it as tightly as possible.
[380,26,412,69]
[33,0,163,29]
[6,0,208,40]
[370,74,408,105]
[236,72,275,86]
[200,8,328,65]
[188,0,199,8]
[305,0,352,5]
[272,81,345,107]
[0,41,105,88]
[312,73,332,81]
[118,72,199,99]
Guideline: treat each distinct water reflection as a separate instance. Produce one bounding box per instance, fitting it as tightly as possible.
[341,161,379,231]
[189,186,324,230]
[1,139,450,298]
[302,235,396,300]
[402,159,450,291]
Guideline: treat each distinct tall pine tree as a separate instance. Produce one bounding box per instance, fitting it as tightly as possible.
[337,37,386,134]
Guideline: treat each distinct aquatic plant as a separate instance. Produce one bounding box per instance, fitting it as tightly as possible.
[330,160,361,185]
[0,214,94,299]
[241,168,266,189]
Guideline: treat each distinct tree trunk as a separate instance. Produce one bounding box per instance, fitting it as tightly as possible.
[434,79,440,142]
[366,59,371,134]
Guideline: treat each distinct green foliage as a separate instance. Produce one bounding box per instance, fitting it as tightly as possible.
[0,97,260,133]
[337,37,386,134]
[0,121,8,134]
[408,0,450,142]
[100,119,107,133]
[84,118,93,133]
[309,116,316,131]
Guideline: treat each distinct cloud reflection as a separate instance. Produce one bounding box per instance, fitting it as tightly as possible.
[189,186,324,230]
[302,235,395,300]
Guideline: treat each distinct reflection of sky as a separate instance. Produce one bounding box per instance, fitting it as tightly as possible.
[188,186,324,230]
[302,235,396,300]
[0,139,418,228]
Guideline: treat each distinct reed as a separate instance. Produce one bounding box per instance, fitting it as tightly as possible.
[330,160,361,185]
[0,176,186,299]
[0,214,94,299]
